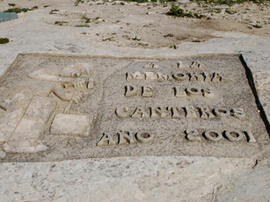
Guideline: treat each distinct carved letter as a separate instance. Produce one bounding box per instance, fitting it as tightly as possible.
[190,61,201,68]
[177,61,184,68]
[203,72,211,82]
[185,129,201,141]
[204,130,223,141]
[185,88,201,96]
[213,108,229,117]
[224,130,244,142]
[198,107,215,119]
[136,132,153,143]
[97,133,115,146]
[126,72,144,81]
[115,106,131,118]
[202,88,214,98]
[157,72,168,81]
[173,73,189,81]
[183,106,197,118]
[189,73,198,81]
[243,131,256,143]
[211,72,222,82]
[231,108,245,119]
[144,72,157,81]
[118,131,136,144]
[151,107,171,118]
[125,85,139,97]
[142,86,153,97]
[144,63,159,69]
[173,87,186,98]
[131,107,150,119]
[197,73,205,81]
[171,107,183,118]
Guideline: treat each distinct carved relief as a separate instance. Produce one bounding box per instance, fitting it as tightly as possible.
[0,90,33,145]
[145,72,158,80]
[157,72,169,81]
[50,113,91,137]
[198,107,215,119]
[126,72,144,81]
[115,106,246,120]
[183,106,197,118]
[131,107,150,119]
[185,129,256,143]
[4,96,56,153]
[174,87,214,98]
[144,63,160,69]
[115,106,130,118]
[176,61,184,68]
[204,130,223,141]
[97,131,153,146]
[190,61,201,68]
[0,55,266,161]
[29,63,95,114]
[126,71,223,82]
[185,129,201,142]
[125,85,153,97]
[172,73,190,81]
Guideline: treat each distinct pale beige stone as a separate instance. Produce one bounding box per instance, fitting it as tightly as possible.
[144,72,158,80]
[0,150,6,159]
[0,1,270,200]
[4,96,56,153]
[0,91,32,144]
[51,113,91,137]
[0,109,25,143]
[3,142,48,153]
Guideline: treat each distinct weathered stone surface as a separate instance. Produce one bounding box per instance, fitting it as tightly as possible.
[51,113,91,137]
[0,54,268,162]
[3,96,56,153]
[0,156,258,201]
[0,90,33,144]
[0,0,270,200]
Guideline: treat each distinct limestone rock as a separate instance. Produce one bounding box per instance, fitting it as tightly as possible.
[51,113,91,137]
[4,96,56,153]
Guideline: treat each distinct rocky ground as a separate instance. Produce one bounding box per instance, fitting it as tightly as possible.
[0,0,270,201]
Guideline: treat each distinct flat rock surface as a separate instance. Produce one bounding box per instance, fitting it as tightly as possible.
[1,54,268,162]
[1,0,270,201]
[0,156,270,201]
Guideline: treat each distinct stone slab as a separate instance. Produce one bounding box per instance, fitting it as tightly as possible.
[51,113,91,137]
[0,156,261,202]
[0,54,269,162]
[3,96,56,153]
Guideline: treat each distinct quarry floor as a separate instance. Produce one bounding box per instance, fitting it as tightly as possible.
[0,0,270,201]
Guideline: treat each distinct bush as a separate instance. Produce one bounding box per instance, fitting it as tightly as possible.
[0,38,9,44]
[4,6,38,13]
[167,5,193,17]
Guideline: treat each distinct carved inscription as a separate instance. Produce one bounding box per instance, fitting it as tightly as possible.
[185,129,256,143]
[174,87,214,98]
[126,71,223,82]
[97,131,153,146]
[125,85,153,97]
[0,55,268,161]
[115,106,245,119]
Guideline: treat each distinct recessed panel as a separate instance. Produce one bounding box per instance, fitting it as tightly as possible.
[0,54,268,162]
